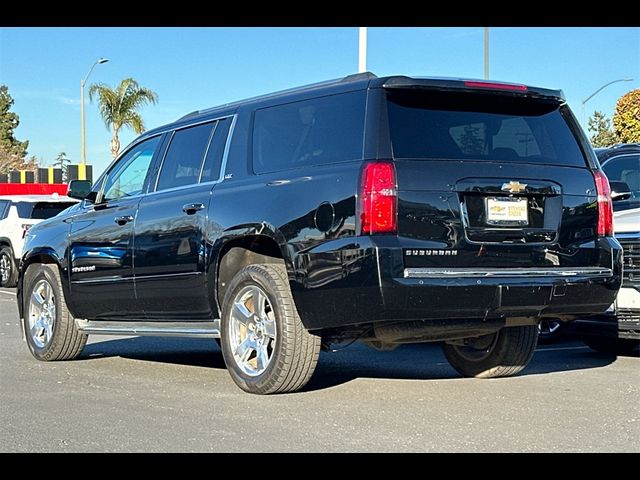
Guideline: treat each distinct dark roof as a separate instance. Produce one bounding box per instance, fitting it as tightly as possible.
[596,144,640,162]
[142,72,565,139]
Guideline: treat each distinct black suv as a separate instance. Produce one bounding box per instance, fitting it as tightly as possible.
[17,73,622,394]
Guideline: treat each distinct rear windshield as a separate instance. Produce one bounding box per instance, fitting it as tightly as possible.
[14,201,76,219]
[386,90,587,167]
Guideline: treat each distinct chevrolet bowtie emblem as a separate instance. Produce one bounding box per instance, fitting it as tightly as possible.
[501,181,527,194]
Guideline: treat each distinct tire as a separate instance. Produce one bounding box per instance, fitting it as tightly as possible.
[22,264,87,361]
[442,325,538,378]
[0,246,18,288]
[220,263,321,394]
[583,336,639,355]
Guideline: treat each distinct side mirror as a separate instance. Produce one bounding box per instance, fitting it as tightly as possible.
[609,181,632,202]
[67,180,96,202]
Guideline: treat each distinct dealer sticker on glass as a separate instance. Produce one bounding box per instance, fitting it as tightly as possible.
[486,197,528,225]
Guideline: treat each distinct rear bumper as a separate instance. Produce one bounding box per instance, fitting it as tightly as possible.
[292,236,622,331]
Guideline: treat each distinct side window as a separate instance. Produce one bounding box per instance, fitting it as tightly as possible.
[602,155,640,198]
[252,91,366,174]
[0,200,9,220]
[156,122,215,191]
[201,117,233,183]
[102,136,160,202]
[13,202,34,218]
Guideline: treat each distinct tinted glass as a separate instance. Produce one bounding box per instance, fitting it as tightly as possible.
[157,122,214,191]
[602,154,640,198]
[103,136,160,202]
[387,90,586,167]
[13,202,34,218]
[253,91,366,174]
[201,117,232,183]
[0,200,9,219]
[29,202,77,219]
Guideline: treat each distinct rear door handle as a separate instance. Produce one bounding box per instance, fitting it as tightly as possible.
[182,203,206,215]
[114,215,134,226]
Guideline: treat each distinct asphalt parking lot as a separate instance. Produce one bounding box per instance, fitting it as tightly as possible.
[1,287,638,452]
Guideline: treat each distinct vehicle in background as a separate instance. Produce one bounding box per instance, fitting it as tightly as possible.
[0,194,78,287]
[571,144,640,354]
[537,144,640,344]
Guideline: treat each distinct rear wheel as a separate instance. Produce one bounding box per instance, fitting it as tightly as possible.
[220,263,321,394]
[22,264,87,361]
[443,325,538,378]
[0,246,18,288]
[583,337,639,355]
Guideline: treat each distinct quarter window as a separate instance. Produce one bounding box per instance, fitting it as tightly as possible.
[252,91,366,174]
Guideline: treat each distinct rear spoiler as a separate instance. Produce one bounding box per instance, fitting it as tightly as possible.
[380,77,565,102]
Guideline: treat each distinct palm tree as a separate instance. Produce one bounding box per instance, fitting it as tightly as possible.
[54,151,71,181]
[88,78,158,158]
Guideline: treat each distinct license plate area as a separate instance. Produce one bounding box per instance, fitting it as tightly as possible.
[485,197,529,226]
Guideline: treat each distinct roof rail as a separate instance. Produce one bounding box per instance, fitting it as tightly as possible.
[341,71,377,82]
[177,110,201,121]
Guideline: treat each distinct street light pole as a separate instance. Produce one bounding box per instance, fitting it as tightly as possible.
[81,58,109,165]
[484,27,489,80]
[581,77,634,127]
[358,27,367,73]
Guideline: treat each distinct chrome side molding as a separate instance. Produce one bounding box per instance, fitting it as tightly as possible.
[75,319,221,338]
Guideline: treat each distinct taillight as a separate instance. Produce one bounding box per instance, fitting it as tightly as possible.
[360,161,397,235]
[593,170,613,237]
[464,80,528,92]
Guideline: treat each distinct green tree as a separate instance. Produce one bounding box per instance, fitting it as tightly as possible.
[588,111,618,148]
[0,84,35,174]
[1,84,29,161]
[0,150,38,175]
[89,78,158,158]
[613,89,640,144]
[54,152,71,182]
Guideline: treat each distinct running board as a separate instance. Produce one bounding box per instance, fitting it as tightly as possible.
[75,319,221,338]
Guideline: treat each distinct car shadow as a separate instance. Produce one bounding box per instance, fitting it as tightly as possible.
[79,336,621,392]
[81,336,227,369]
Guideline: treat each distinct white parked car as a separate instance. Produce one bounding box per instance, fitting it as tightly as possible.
[0,194,78,287]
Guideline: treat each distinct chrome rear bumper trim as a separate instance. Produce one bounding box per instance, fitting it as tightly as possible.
[403,267,613,279]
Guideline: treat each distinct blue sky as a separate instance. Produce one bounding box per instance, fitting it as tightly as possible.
[1,27,638,177]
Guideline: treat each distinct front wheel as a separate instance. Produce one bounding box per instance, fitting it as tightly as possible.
[220,263,321,394]
[0,246,18,288]
[22,264,87,361]
[583,337,639,355]
[442,325,538,378]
